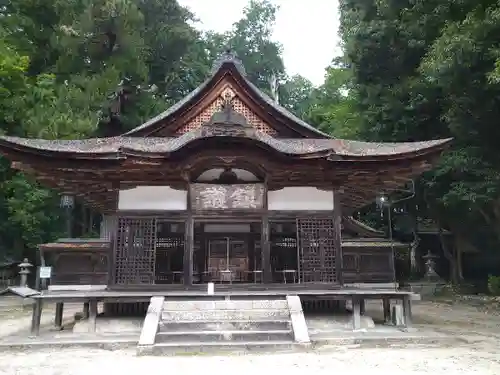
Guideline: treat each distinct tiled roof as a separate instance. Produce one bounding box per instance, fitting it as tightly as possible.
[0,132,452,158]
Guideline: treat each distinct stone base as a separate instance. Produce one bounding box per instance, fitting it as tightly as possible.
[408,282,446,297]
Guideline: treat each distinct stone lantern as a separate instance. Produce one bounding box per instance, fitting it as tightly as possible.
[18,258,33,287]
[422,250,440,281]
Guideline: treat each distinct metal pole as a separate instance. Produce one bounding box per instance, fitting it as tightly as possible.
[225,237,230,270]
[387,203,395,290]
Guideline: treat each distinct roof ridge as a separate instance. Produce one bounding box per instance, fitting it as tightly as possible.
[124,51,330,138]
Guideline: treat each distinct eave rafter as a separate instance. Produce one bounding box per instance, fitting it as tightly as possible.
[4,142,444,213]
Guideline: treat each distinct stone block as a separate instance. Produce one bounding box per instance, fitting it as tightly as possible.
[138,296,164,346]
[161,309,289,322]
[286,295,310,344]
[163,299,287,311]
[391,305,404,327]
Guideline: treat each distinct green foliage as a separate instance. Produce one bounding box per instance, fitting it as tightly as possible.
[338,0,500,273]
[306,62,361,138]
[204,0,286,94]
[0,0,314,261]
[487,275,500,296]
[279,75,315,119]
[0,0,208,259]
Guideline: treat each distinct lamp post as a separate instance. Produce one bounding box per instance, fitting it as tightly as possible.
[376,194,393,242]
[377,194,395,289]
[60,194,74,238]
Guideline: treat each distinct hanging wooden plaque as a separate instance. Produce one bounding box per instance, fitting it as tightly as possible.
[190,184,265,210]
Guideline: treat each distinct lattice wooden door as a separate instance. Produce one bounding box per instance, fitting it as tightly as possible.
[114,217,157,285]
[296,218,337,283]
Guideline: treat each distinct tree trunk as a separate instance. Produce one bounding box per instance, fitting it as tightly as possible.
[437,224,460,284]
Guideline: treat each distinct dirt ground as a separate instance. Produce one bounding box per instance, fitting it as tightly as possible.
[0,298,499,375]
[375,298,500,337]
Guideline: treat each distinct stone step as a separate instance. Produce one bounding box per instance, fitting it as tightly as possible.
[158,319,291,332]
[155,329,293,343]
[162,299,288,311]
[161,309,290,321]
[139,340,297,356]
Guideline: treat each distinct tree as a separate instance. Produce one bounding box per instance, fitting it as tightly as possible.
[0,36,64,259]
[279,75,315,118]
[0,0,210,260]
[203,0,286,95]
[339,0,500,282]
[306,61,361,138]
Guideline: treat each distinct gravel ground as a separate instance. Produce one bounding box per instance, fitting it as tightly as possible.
[0,299,499,374]
[0,346,499,375]
[0,303,83,339]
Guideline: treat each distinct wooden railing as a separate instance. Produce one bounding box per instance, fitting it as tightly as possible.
[342,247,395,283]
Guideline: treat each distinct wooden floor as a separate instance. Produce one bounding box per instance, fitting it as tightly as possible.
[33,283,416,303]
[27,283,417,336]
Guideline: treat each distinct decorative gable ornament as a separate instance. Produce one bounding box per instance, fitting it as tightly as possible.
[210,49,246,76]
[200,96,255,138]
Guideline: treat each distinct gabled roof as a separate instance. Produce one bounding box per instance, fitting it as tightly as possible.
[124,50,331,138]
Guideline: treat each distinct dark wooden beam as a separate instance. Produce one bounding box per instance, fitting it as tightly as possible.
[261,179,271,283]
[333,190,343,285]
[183,184,194,286]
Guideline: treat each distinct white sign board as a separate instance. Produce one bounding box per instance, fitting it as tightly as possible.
[207,282,214,295]
[39,266,52,279]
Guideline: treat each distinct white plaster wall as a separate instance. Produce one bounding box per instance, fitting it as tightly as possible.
[268,187,334,211]
[118,186,187,211]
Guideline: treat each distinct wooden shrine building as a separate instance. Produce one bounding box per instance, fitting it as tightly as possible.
[0,51,451,292]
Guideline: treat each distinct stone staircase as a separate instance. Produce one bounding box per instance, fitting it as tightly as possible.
[137,296,310,355]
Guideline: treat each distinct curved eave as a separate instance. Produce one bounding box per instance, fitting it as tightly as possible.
[331,138,453,162]
[343,216,385,238]
[0,136,124,160]
[0,134,452,163]
[124,60,330,138]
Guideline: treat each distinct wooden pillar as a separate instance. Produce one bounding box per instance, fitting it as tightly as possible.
[351,296,361,330]
[248,234,255,282]
[402,295,413,328]
[106,190,119,287]
[89,299,98,333]
[184,185,194,286]
[360,299,366,315]
[262,181,271,283]
[262,217,271,283]
[83,301,90,319]
[54,302,64,329]
[383,298,391,324]
[333,190,343,285]
[30,299,43,336]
